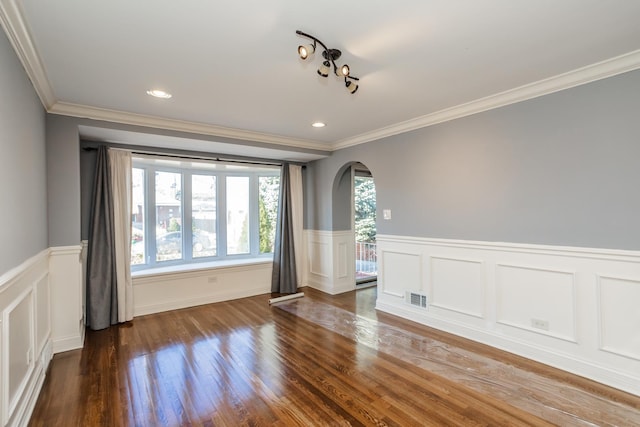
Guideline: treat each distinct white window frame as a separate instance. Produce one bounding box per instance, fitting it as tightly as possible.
[132,157,280,272]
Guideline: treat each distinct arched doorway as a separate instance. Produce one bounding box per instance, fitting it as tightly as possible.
[333,162,377,289]
[353,165,377,287]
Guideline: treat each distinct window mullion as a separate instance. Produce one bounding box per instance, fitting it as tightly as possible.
[249,173,259,257]
[183,171,192,260]
[218,174,228,258]
[147,167,157,266]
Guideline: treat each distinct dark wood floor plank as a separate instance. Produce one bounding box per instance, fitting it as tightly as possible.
[28,286,640,426]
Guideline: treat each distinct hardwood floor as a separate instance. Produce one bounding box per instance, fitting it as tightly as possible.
[29,287,640,426]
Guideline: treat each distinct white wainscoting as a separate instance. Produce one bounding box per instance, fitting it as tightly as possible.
[431,256,484,319]
[49,246,84,354]
[375,234,640,396]
[133,260,273,316]
[0,249,52,427]
[597,274,640,361]
[303,230,355,295]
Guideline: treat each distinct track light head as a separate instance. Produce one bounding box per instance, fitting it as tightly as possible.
[337,64,350,77]
[298,43,315,60]
[296,30,360,94]
[345,80,358,94]
[317,60,330,77]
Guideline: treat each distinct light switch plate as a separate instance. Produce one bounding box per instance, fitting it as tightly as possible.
[383,209,392,220]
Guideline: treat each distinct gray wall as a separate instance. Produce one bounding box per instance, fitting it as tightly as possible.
[79,145,96,241]
[305,69,640,251]
[46,115,81,246]
[0,29,47,275]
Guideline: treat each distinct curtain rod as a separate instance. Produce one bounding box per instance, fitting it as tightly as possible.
[81,144,307,168]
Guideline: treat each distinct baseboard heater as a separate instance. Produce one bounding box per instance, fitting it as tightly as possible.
[269,292,305,304]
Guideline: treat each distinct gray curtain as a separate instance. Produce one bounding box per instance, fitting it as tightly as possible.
[271,163,298,294]
[86,146,118,330]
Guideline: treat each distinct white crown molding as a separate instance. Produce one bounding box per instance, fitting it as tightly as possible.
[332,49,640,150]
[3,0,640,153]
[0,0,55,108]
[49,101,328,151]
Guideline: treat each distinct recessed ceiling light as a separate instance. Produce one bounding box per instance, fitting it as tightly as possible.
[312,122,326,128]
[146,89,172,99]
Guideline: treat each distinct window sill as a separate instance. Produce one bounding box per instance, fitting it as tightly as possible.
[132,257,273,280]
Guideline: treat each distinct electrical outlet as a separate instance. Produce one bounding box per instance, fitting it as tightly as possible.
[531,318,549,331]
[383,209,392,220]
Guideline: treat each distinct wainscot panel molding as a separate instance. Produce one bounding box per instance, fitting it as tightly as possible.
[49,245,84,354]
[375,234,640,397]
[132,261,273,316]
[303,230,355,295]
[0,249,51,427]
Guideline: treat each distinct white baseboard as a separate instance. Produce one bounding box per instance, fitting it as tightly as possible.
[10,361,46,427]
[52,332,84,354]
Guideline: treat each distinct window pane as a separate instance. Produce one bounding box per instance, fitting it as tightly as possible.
[131,168,146,265]
[226,176,250,255]
[156,171,182,262]
[192,175,217,258]
[259,176,280,253]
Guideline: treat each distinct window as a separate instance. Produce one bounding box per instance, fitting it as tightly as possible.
[131,156,280,270]
[226,176,250,255]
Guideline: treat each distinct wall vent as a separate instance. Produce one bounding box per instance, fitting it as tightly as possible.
[405,291,428,309]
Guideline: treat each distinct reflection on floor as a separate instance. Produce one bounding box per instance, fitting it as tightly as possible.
[275,295,640,426]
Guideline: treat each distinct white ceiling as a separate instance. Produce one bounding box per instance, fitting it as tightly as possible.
[2,0,640,157]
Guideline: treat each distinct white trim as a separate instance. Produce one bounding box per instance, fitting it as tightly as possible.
[0,0,56,109]
[375,234,640,396]
[12,360,46,427]
[50,101,325,151]
[304,229,355,295]
[33,271,50,356]
[0,249,49,293]
[3,0,639,151]
[51,333,84,354]
[596,274,640,362]
[2,287,34,423]
[494,263,578,343]
[334,50,640,149]
[379,249,422,298]
[376,234,640,262]
[48,245,84,354]
[48,245,82,257]
[132,258,272,284]
[428,256,485,318]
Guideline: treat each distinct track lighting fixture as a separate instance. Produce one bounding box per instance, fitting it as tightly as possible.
[296,30,360,94]
[298,43,315,59]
